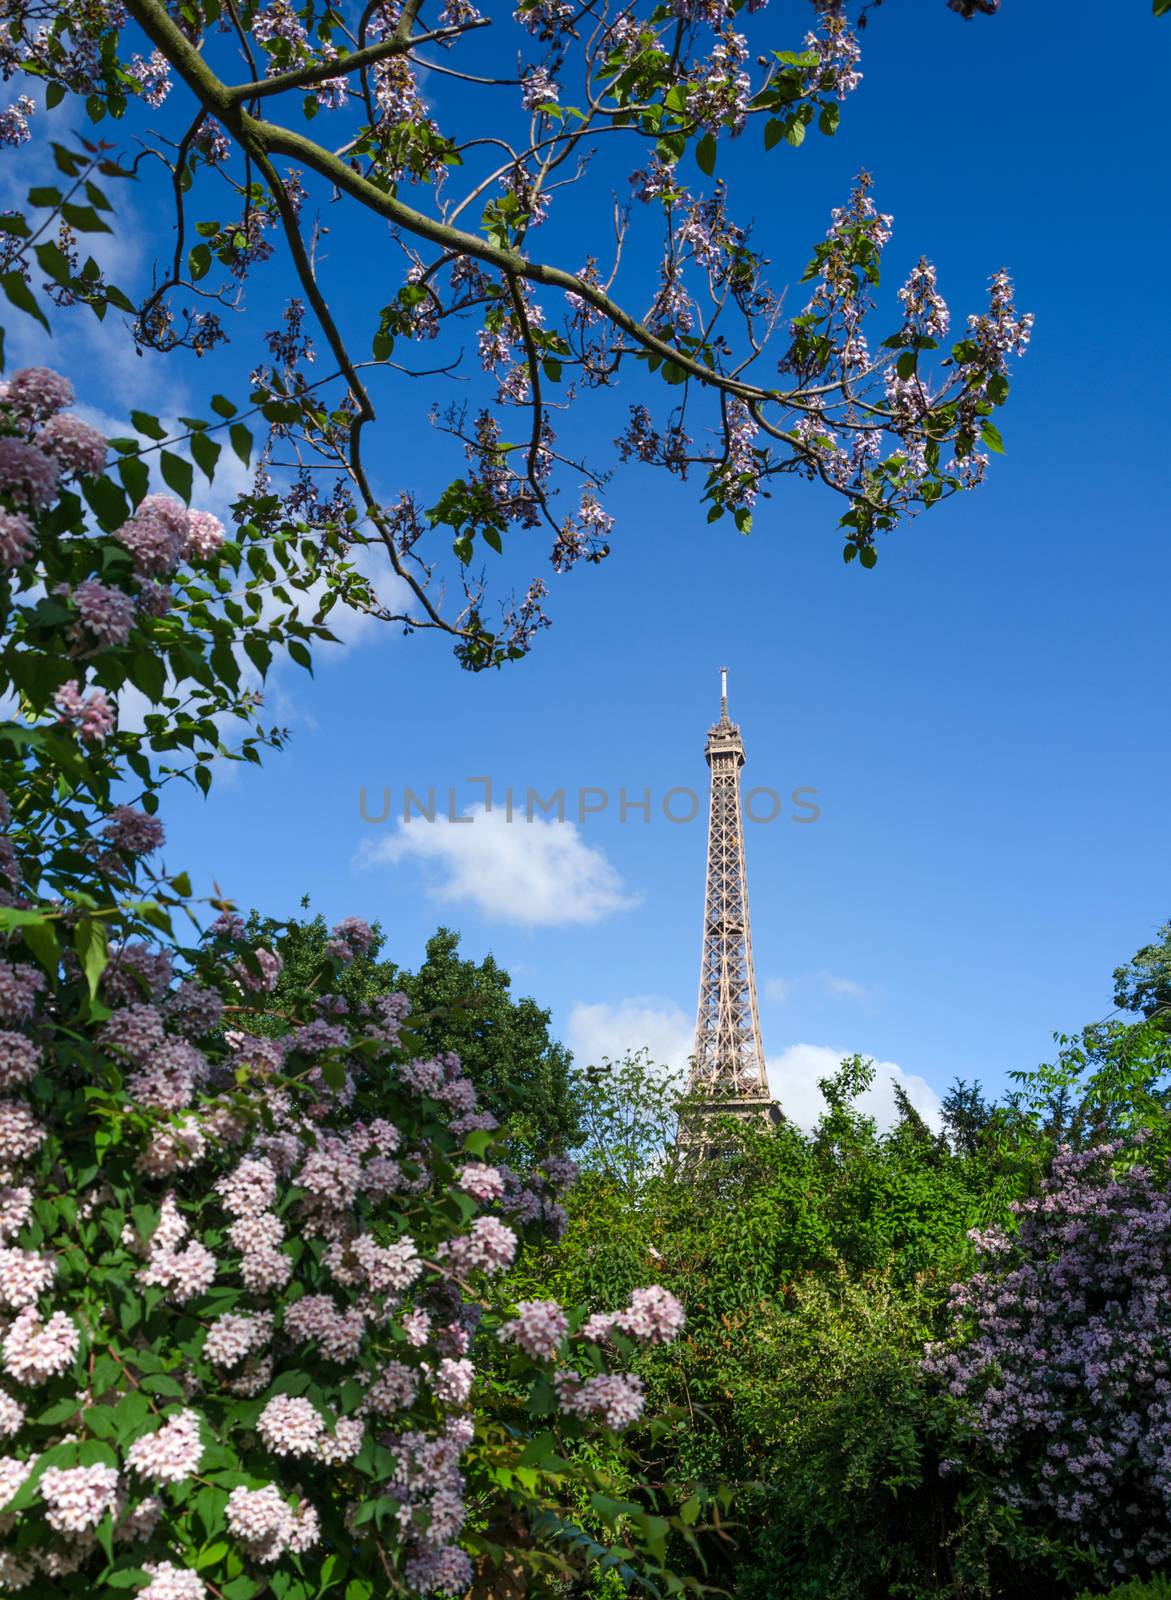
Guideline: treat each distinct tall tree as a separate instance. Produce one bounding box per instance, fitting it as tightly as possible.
[1113,919,1171,1031]
[2,0,1033,666]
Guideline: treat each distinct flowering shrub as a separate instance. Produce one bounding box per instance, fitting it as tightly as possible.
[926,1138,1171,1581]
[0,360,703,1597]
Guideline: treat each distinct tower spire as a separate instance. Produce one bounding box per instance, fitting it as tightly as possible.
[684,670,778,1133]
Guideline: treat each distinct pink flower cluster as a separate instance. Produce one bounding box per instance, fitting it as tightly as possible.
[126,1408,204,1483]
[257,1394,325,1457]
[226,1483,319,1563]
[140,1562,206,1600]
[324,915,375,962]
[137,1194,216,1302]
[39,1463,120,1533]
[101,805,166,856]
[1,1307,78,1383]
[53,680,116,745]
[555,1370,646,1429]
[499,1298,568,1359]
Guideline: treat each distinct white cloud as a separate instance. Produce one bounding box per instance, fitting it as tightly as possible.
[567,998,693,1074]
[764,971,874,1004]
[821,974,872,1001]
[767,1042,942,1133]
[358,804,638,927]
[563,997,940,1137]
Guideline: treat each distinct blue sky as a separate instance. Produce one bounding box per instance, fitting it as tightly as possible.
[7,1,1169,1126]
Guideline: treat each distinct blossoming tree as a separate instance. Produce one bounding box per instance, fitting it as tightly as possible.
[1,0,1032,666]
[0,362,708,1597]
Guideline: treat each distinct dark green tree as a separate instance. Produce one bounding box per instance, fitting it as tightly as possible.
[244,910,581,1161]
[382,927,581,1162]
[1113,919,1171,1030]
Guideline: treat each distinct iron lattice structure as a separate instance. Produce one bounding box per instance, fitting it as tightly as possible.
[685,670,779,1129]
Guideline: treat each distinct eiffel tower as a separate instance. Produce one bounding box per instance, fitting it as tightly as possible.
[684,669,780,1132]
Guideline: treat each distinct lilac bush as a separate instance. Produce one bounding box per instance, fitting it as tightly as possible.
[926,1137,1171,1579]
[0,363,701,1598]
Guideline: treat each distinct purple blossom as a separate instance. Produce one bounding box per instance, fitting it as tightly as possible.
[137,581,173,617]
[3,367,74,422]
[128,49,172,106]
[53,680,116,744]
[927,1139,1171,1574]
[36,415,108,478]
[898,257,950,340]
[498,1298,568,1359]
[114,496,189,577]
[101,805,166,855]
[514,0,575,40]
[521,66,559,110]
[0,97,35,148]
[70,578,135,650]
[0,439,59,509]
[186,509,225,559]
[0,512,33,571]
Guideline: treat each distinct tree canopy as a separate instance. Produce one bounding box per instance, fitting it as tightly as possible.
[2,0,1035,666]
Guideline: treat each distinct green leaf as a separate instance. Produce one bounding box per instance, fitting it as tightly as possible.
[843,542,858,564]
[229,423,253,466]
[287,639,313,672]
[141,1373,186,1398]
[210,394,237,418]
[980,420,1005,454]
[34,241,73,286]
[859,545,878,569]
[763,118,785,151]
[160,450,194,503]
[62,202,112,234]
[191,430,222,483]
[28,185,63,207]
[46,82,66,110]
[1,270,49,332]
[117,453,149,506]
[695,131,717,177]
[75,917,110,1001]
[785,119,806,148]
[1156,0,1170,15]
[243,636,272,679]
[22,918,61,977]
[189,242,212,281]
[131,410,168,441]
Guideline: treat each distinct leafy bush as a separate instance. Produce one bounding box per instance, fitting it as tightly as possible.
[927,1137,1171,1585]
[0,359,706,1600]
[1076,1582,1171,1600]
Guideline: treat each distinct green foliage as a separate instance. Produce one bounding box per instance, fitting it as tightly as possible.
[1078,1582,1171,1600]
[506,1029,1171,1599]
[1114,918,1171,1030]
